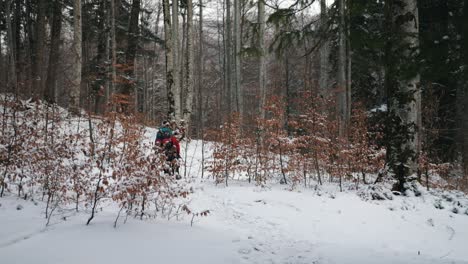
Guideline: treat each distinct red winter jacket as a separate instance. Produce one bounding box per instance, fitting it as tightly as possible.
[156,135,180,156]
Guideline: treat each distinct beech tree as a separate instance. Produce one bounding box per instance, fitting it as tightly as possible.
[69,0,82,114]
[384,0,421,192]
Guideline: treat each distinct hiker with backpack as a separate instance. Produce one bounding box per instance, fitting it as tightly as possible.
[155,121,181,178]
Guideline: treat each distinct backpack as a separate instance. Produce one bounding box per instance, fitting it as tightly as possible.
[157,127,173,141]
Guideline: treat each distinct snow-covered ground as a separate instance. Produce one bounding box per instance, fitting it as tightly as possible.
[2,178,468,263]
[1,125,468,264]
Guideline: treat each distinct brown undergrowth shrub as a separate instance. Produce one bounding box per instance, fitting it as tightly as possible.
[207,92,386,190]
[0,94,189,226]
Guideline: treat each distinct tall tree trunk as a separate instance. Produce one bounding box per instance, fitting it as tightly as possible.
[319,0,329,96]
[70,0,82,114]
[234,0,243,117]
[385,0,421,192]
[462,0,468,177]
[181,9,187,102]
[93,0,107,113]
[183,0,194,131]
[110,0,117,102]
[45,0,62,104]
[6,0,17,94]
[163,0,176,120]
[33,0,46,99]
[258,0,266,118]
[25,0,34,96]
[122,0,141,96]
[172,0,182,121]
[225,0,233,115]
[346,0,352,134]
[13,0,21,92]
[197,0,204,137]
[337,0,349,137]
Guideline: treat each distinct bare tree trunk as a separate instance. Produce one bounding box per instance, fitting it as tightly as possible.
[6,0,17,94]
[45,0,62,104]
[108,0,117,105]
[122,0,141,96]
[197,0,204,137]
[337,0,348,137]
[234,0,243,117]
[258,0,266,118]
[462,0,468,177]
[164,0,176,119]
[33,0,46,99]
[319,0,329,96]
[70,0,82,114]
[172,0,182,121]
[225,0,233,115]
[386,0,421,191]
[25,0,34,96]
[399,0,420,178]
[13,0,21,92]
[183,0,194,131]
[346,0,352,131]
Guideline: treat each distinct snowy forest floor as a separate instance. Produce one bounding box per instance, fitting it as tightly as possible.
[1,134,468,264]
[1,181,468,264]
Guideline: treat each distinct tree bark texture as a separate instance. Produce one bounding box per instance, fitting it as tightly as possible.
[70,0,82,114]
[163,0,176,120]
[45,0,63,104]
[33,0,46,98]
[258,0,266,118]
[183,0,195,131]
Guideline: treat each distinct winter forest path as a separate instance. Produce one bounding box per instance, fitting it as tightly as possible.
[189,183,468,264]
[1,180,468,264]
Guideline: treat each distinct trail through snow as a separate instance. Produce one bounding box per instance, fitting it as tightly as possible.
[188,183,468,264]
[1,181,468,264]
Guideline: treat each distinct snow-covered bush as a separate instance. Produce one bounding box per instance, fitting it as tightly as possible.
[0,95,188,225]
[205,93,386,191]
[357,184,394,201]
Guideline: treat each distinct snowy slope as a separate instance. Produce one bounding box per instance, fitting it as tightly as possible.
[1,118,468,264]
[190,183,468,264]
[1,178,468,264]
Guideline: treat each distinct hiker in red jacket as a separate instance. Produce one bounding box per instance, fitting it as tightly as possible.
[155,121,181,158]
[155,121,181,178]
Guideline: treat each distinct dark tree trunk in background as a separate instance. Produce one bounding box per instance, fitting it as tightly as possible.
[225,0,232,115]
[13,0,21,90]
[45,0,63,104]
[337,0,350,137]
[258,0,266,118]
[93,0,108,113]
[462,0,468,177]
[25,0,34,95]
[122,0,141,96]
[418,0,457,162]
[6,0,17,93]
[33,0,46,99]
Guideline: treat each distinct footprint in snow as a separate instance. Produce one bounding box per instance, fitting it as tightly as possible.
[238,248,252,254]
